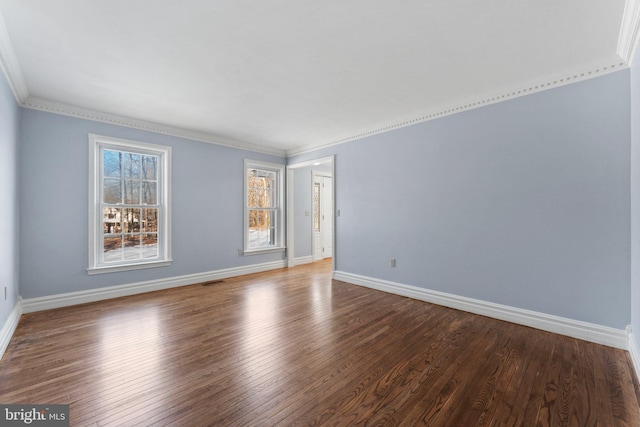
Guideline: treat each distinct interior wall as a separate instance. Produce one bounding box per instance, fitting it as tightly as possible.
[19,108,285,299]
[631,43,640,341]
[290,70,631,329]
[0,69,20,330]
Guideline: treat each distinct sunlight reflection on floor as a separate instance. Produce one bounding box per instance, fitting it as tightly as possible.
[241,285,282,367]
[96,307,163,405]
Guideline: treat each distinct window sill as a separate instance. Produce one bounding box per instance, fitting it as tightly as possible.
[242,247,286,256]
[87,259,172,275]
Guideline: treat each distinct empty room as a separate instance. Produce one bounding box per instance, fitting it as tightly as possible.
[2,1,640,426]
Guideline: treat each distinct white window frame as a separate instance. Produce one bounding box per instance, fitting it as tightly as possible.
[88,134,172,274]
[243,159,285,255]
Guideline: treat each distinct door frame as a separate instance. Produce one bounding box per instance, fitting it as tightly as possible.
[286,155,335,271]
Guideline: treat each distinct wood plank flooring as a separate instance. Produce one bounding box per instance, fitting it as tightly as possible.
[1,259,640,426]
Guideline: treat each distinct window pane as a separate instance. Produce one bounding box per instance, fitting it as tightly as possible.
[124,180,140,204]
[259,228,271,247]
[103,208,122,233]
[142,208,158,232]
[124,235,141,260]
[124,208,141,233]
[249,170,275,195]
[258,189,266,207]
[103,235,122,262]
[314,182,320,232]
[142,155,157,180]
[249,209,258,228]
[124,153,140,178]
[249,227,268,249]
[266,189,273,207]
[103,179,121,204]
[104,150,122,178]
[259,210,271,229]
[142,182,157,204]
[143,233,158,258]
[248,189,257,208]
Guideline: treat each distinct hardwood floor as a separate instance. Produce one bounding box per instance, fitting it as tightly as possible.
[1,259,640,426]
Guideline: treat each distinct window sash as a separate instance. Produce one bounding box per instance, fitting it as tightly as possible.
[100,205,160,264]
[99,146,164,265]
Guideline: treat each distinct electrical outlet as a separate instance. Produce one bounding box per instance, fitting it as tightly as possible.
[238,248,243,256]
[336,209,341,217]
[390,258,396,268]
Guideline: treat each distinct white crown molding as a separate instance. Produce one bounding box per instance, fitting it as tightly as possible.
[22,260,287,313]
[22,58,626,160]
[286,61,628,157]
[13,61,631,160]
[334,270,629,349]
[0,298,22,362]
[22,97,286,157]
[618,0,640,65]
[0,11,28,103]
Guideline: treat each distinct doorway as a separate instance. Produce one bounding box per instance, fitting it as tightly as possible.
[286,156,335,270]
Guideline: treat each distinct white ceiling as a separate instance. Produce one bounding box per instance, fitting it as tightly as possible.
[0,1,634,155]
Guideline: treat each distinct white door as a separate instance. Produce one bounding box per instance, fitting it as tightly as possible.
[313,176,323,261]
[321,177,333,258]
[313,174,333,260]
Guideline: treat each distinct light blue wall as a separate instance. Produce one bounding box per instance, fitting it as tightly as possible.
[293,168,312,259]
[631,46,640,339]
[291,71,631,329]
[0,70,20,330]
[19,109,285,299]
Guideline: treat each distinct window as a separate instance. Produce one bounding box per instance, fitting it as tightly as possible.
[244,159,285,254]
[88,134,172,274]
[313,182,321,232]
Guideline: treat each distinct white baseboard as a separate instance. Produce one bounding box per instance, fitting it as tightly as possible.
[334,271,628,349]
[629,330,640,382]
[0,298,22,361]
[23,260,287,313]
[293,256,314,266]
